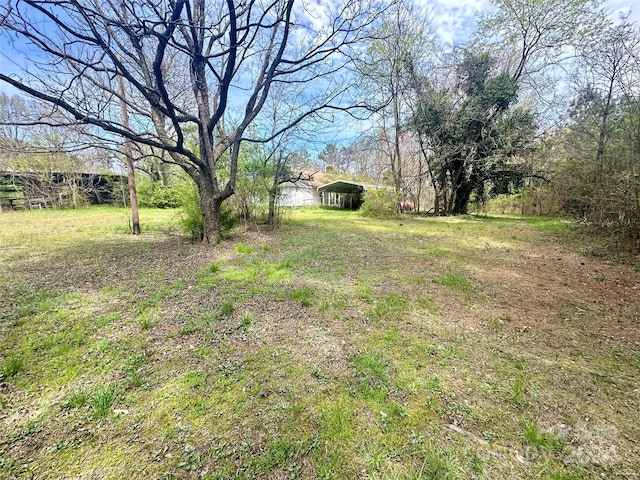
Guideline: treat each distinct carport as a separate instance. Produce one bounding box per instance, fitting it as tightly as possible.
[317,180,368,209]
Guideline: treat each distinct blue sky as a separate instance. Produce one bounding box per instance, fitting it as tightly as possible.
[429,0,639,45]
[1,0,638,96]
[1,0,638,152]
[429,0,491,45]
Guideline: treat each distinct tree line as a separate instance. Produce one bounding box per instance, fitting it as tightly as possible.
[0,0,638,250]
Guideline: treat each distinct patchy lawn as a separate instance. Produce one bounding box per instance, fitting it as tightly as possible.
[0,206,638,479]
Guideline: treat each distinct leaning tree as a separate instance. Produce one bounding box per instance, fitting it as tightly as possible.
[0,0,385,242]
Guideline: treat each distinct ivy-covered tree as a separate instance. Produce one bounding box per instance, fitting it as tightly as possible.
[413,52,536,214]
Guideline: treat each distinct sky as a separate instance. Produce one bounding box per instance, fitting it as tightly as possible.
[428,0,640,46]
[1,0,638,96]
[0,0,639,152]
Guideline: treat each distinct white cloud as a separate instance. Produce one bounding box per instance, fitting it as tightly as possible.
[426,0,639,46]
[607,0,640,23]
[428,0,492,46]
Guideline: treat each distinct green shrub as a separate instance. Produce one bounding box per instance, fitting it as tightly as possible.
[361,189,401,218]
[219,203,238,232]
[176,180,237,241]
[136,180,182,208]
[176,180,204,240]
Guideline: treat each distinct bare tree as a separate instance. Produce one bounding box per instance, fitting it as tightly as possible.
[355,0,433,201]
[0,0,386,242]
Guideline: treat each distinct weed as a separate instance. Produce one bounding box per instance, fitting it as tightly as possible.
[178,448,202,471]
[292,286,314,307]
[128,371,143,388]
[241,313,252,328]
[64,390,89,408]
[372,292,408,320]
[594,274,607,282]
[417,295,440,314]
[210,265,258,284]
[510,374,528,408]
[320,400,354,441]
[407,275,426,285]
[217,359,240,379]
[435,273,472,292]
[312,364,328,380]
[356,285,374,303]
[208,262,220,273]
[351,352,389,402]
[180,320,201,335]
[424,247,453,259]
[412,444,460,480]
[525,422,565,453]
[235,243,252,254]
[425,376,444,393]
[352,352,387,383]
[318,290,348,313]
[379,402,407,429]
[221,299,235,316]
[182,370,207,388]
[137,313,153,330]
[259,438,298,471]
[1,355,23,378]
[123,352,149,388]
[96,312,120,326]
[17,289,59,318]
[487,317,503,332]
[88,383,121,419]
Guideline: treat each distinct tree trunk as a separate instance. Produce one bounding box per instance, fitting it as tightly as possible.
[125,154,141,234]
[596,74,616,182]
[453,181,473,214]
[197,177,223,244]
[71,179,78,209]
[267,185,278,226]
[117,65,141,235]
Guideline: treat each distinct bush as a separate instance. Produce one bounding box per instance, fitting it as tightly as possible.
[361,189,402,218]
[175,180,237,241]
[176,180,204,240]
[136,180,181,208]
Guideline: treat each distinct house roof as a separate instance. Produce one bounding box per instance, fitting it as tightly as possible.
[317,180,378,194]
[279,170,327,188]
[280,172,381,192]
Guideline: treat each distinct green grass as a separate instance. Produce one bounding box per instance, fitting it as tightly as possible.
[435,272,472,292]
[88,383,121,419]
[524,421,565,453]
[351,351,389,402]
[64,390,90,408]
[235,243,253,254]
[220,298,235,316]
[372,292,409,321]
[0,206,638,479]
[1,356,23,378]
[292,285,314,307]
